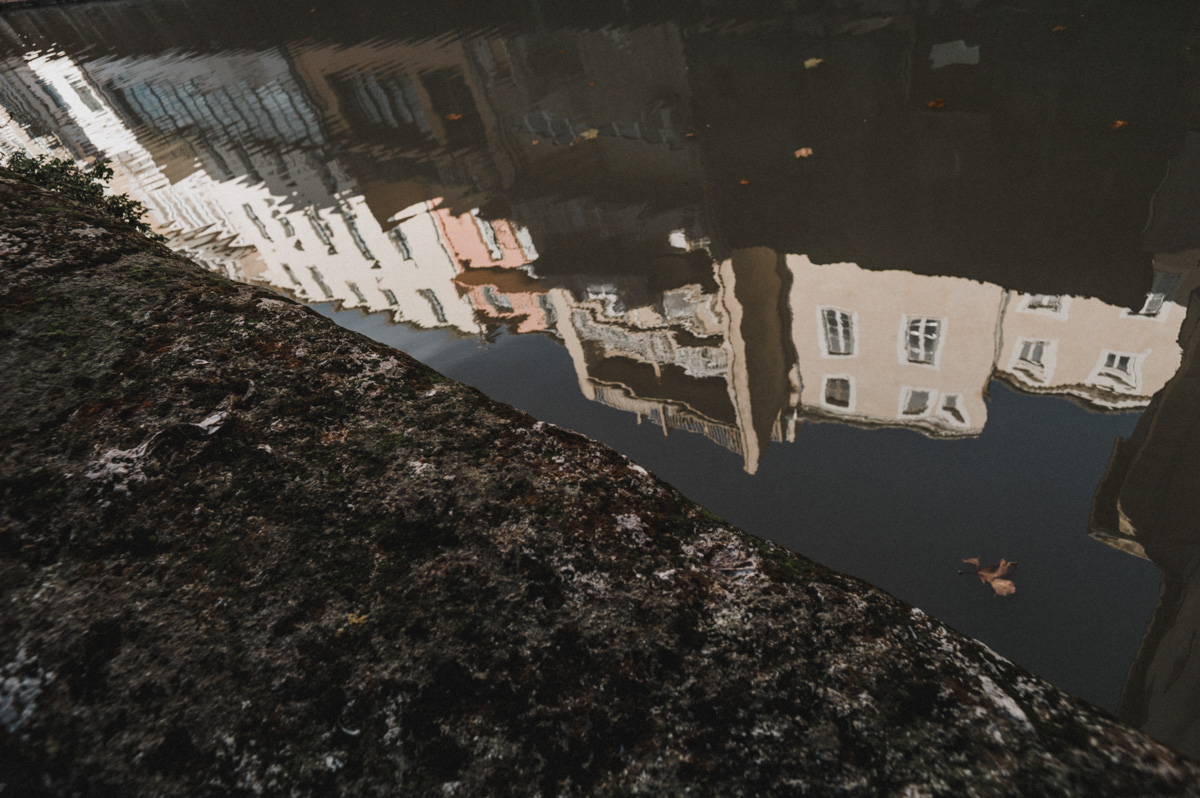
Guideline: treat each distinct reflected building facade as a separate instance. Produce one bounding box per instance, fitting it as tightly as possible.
[0,17,1194,475]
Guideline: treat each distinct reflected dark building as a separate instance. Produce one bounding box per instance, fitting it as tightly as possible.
[1091,290,1200,759]
[1089,135,1200,759]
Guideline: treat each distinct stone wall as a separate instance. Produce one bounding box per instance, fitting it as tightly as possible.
[2,168,1199,795]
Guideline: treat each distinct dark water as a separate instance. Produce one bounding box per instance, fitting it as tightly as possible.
[3,0,1198,756]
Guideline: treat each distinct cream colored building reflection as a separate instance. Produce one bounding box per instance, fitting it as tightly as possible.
[536,248,1197,474]
[997,251,1200,411]
[788,254,1003,438]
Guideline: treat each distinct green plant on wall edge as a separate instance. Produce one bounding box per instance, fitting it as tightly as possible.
[4,152,165,240]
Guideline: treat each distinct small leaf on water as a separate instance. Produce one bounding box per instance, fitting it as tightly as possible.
[961,557,1019,597]
[738,179,751,186]
[1111,120,1129,129]
[445,113,464,121]
[804,58,825,69]
[794,147,814,158]
[927,98,946,109]
[1052,25,1067,32]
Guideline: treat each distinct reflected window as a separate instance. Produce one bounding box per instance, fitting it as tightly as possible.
[305,207,336,255]
[273,211,295,238]
[1027,295,1062,312]
[1096,350,1139,389]
[1133,272,1179,317]
[902,389,932,416]
[482,285,513,313]
[37,79,66,109]
[472,210,504,260]
[821,308,854,356]
[940,394,965,424]
[280,263,302,287]
[905,318,942,365]
[1019,339,1046,366]
[1019,293,1069,317]
[1015,339,1048,382]
[421,69,486,147]
[418,289,448,324]
[823,377,852,409]
[389,227,413,260]
[327,69,432,147]
[70,81,103,113]
[308,267,334,299]
[243,203,272,241]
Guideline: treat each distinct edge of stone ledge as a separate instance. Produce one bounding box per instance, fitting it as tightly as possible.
[3,167,1200,795]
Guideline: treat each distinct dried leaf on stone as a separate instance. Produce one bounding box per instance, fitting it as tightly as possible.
[961,557,1018,597]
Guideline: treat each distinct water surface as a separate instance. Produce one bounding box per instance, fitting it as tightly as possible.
[3,0,1198,756]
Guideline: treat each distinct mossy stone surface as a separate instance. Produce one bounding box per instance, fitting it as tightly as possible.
[2,168,1199,795]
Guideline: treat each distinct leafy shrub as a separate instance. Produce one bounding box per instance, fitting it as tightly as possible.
[4,153,162,238]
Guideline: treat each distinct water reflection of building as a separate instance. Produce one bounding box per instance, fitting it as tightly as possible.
[540,247,1195,473]
[788,255,1003,438]
[0,48,554,335]
[2,21,1194,473]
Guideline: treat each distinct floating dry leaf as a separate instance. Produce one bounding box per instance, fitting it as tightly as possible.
[804,57,825,69]
[738,179,751,186]
[1111,120,1129,129]
[927,98,946,109]
[795,147,814,158]
[961,557,1018,597]
[445,113,464,121]
[1052,25,1067,33]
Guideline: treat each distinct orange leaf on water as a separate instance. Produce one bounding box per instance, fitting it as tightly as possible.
[445,113,464,121]
[795,147,814,158]
[1111,120,1129,129]
[927,98,946,109]
[738,179,751,186]
[1052,25,1067,33]
[961,557,1019,597]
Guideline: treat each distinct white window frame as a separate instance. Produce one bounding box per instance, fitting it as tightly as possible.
[1089,349,1144,393]
[817,306,857,358]
[899,316,946,368]
[1016,293,1071,319]
[898,386,938,419]
[1122,270,1180,322]
[820,375,855,412]
[1007,337,1058,384]
[936,393,970,427]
